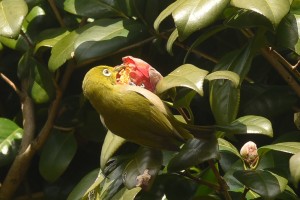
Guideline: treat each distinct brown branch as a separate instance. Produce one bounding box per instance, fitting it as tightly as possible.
[0,63,75,200]
[208,160,232,200]
[261,47,300,97]
[47,0,65,27]
[0,73,22,96]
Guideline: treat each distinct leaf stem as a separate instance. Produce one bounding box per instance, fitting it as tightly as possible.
[0,73,22,96]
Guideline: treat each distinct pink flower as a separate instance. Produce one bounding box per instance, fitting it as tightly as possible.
[116,56,163,92]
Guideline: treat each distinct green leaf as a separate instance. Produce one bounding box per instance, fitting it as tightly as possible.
[67,169,103,200]
[218,138,241,158]
[111,187,142,200]
[74,18,147,63]
[172,0,230,41]
[64,0,127,18]
[216,115,273,137]
[230,0,292,28]
[290,152,300,187]
[156,64,209,96]
[19,52,56,103]
[224,8,273,29]
[276,13,300,55]
[123,147,162,189]
[48,31,78,71]
[39,130,77,182]
[0,34,29,51]
[0,118,23,167]
[0,0,28,38]
[205,70,240,87]
[233,169,288,199]
[168,137,219,172]
[166,29,178,55]
[258,142,300,155]
[209,79,240,125]
[101,130,126,170]
[34,28,69,53]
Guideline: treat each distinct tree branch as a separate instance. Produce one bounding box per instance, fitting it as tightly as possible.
[0,63,74,200]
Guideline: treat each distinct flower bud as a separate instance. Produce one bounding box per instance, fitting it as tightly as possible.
[240,141,259,167]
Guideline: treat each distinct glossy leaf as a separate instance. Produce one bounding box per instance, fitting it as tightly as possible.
[209,79,240,125]
[156,64,209,96]
[67,169,102,200]
[168,137,219,172]
[166,29,178,55]
[100,130,126,170]
[0,34,29,51]
[39,131,77,182]
[0,118,23,167]
[19,52,56,103]
[205,70,240,87]
[64,0,127,18]
[123,147,162,189]
[233,169,288,199]
[230,0,292,28]
[276,13,300,54]
[290,152,300,187]
[258,142,300,155]
[34,28,69,53]
[224,8,273,29]
[218,138,241,158]
[74,19,147,63]
[48,31,78,71]
[112,187,141,200]
[173,0,229,41]
[0,0,28,38]
[216,115,273,137]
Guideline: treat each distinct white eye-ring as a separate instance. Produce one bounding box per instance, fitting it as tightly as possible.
[103,69,111,77]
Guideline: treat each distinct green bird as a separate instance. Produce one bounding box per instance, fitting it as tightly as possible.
[82,66,212,151]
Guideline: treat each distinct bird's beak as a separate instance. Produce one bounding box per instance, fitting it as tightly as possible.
[114,65,126,72]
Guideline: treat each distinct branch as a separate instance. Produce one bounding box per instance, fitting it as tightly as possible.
[0,73,22,96]
[47,0,65,27]
[0,63,75,200]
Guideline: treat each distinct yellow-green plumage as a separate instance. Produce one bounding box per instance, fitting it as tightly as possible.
[82,66,193,151]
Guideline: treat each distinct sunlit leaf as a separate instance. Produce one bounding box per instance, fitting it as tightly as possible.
[74,19,147,63]
[218,138,241,158]
[230,0,292,28]
[166,29,178,55]
[258,142,300,155]
[216,115,273,137]
[233,169,288,199]
[156,64,209,96]
[168,137,219,172]
[101,130,126,170]
[172,0,230,40]
[0,0,28,38]
[0,118,23,167]
[48,31,78,71]
[290,152,300,187]
[123,147,162,189]
[39,130,77,182]
[205,70,240,87]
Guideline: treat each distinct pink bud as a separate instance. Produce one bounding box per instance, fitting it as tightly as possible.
[240,141,259,167]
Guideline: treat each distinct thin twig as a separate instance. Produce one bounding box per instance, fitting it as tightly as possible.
[177,171,221,191]
[0,73,22,96]
[47,0,65,27]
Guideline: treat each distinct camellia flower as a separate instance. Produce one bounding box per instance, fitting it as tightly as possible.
[116,56,163,92]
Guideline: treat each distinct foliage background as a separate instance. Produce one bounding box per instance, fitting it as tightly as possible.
[0,0,300,199]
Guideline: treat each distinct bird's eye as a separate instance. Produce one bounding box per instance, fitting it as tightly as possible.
[103,69,111,77]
